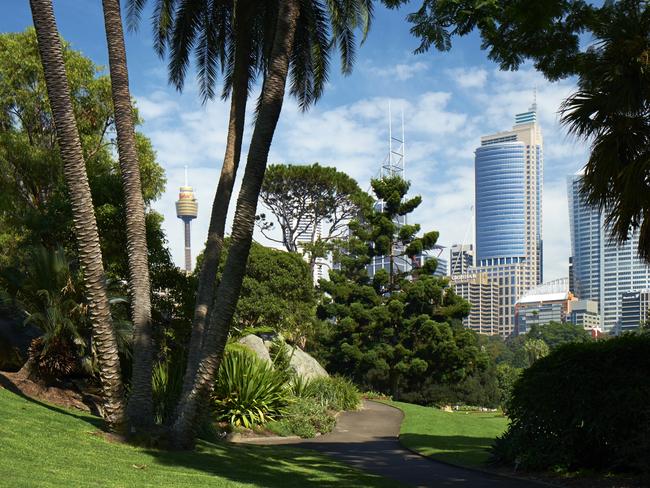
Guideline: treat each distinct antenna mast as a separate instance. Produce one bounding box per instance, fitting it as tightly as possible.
[381,101,405,179]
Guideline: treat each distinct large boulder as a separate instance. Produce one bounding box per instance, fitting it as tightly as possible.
[287,345,328,381]
[237,334,328,381]
[237,334,272,363]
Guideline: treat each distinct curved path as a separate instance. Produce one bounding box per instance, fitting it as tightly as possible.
[244,400,548,488]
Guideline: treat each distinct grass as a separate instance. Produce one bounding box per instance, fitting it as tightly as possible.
[387,401,508,468]
[0,388,396,488]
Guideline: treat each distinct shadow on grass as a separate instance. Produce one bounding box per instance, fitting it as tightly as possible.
[144,441,395,488]
[399,433,496,467]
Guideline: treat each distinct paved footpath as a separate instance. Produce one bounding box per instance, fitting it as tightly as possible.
[244,400,549,488]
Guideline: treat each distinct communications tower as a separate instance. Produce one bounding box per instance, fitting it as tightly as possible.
[175,167,198,272]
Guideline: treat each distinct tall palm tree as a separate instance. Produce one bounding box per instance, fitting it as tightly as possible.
[100,0,154,432]
[170,0,373,447]
[170,0,302,447]
[561,1,650,260]
[128,0,371,408]
[28,0,125,426]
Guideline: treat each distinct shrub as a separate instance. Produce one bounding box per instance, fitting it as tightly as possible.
[151,355,184,425]
[267,398,336,438]
[492,335,650,472]
[306,376,360,411]
[213,348,290,428]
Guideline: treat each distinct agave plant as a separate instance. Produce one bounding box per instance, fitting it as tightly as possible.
[213,348,290,428]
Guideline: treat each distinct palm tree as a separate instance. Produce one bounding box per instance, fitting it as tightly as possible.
[170,0,302,447]
[128,0,372,409]
[169,0,373,447]
[100,0,154,432]
[28,0,125,426]
[561,1,650,260]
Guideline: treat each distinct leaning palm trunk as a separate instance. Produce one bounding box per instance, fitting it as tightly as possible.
[29,0,125,426]
[180,7,253,403]
[171,0,301,448]
[101,0,154,431]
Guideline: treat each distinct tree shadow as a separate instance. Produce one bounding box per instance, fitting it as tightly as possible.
[399,433,497,467]
[143,441,397,487]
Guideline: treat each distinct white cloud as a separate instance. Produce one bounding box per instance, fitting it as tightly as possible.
[445,67,488,89]
[368,61,429,81]
[135,90,179,121]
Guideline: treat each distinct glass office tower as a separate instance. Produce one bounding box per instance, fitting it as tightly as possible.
[568,173,650,331]
[474,103,543,335]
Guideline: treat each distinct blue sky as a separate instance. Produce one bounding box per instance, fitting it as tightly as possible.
[1,1,589,282]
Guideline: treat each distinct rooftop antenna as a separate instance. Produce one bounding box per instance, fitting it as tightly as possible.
[531,85,538,112]
[184,165,188,187]
[381,100,405,179]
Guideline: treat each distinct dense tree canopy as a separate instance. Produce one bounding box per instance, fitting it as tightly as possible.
[221,241,317,344]
[0,29,166,279]
[315,176,483,398]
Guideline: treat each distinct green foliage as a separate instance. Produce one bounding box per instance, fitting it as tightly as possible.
[384,0,597,80]
[267,398,336,439]
[400,365,500,409]
[304,376,361,411]
[269,340,296,384]
[495,363,521,412]
[2,246,132,380]
[208,241,317,343]
[151,355,185,425]
[492,335,650,472]
[0,28,167,282]
[257,163,371,259]
[213,348,290,428]
[317,176,481,399]
[526,321,592,350]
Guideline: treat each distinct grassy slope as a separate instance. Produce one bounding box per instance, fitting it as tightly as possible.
[388,401,508,468]
[0,388,395,488]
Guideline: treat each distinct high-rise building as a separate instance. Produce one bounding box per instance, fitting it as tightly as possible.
[451,272,499,335]
[474,101,543,335]
[175,168,198,273]
[620,290,650,332]
[568,173,650,331]
[450,244,474,275]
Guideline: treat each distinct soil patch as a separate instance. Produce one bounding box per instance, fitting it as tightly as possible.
[0,369,102,416]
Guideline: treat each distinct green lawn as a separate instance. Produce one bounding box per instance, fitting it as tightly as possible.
[0,388,394,488]
[387,401,508,468]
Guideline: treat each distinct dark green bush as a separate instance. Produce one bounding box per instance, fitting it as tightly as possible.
[267,398,336,438]
[492,335,650,472]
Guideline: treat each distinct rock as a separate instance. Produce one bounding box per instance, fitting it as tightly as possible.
[237,334,329,381]
[287,346,328,381]
[237,334,272,363]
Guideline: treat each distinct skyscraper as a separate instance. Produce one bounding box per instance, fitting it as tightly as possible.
[175,168,198,273]
[474,101,543,335]
[568,173,650,331]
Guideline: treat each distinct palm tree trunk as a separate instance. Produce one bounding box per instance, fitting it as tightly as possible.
[29,0,125,427]
[171,0,300,448]
[180,1,253,404]
[101,0,154,432]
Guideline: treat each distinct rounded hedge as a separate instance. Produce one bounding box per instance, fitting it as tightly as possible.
[492,334,650,472]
